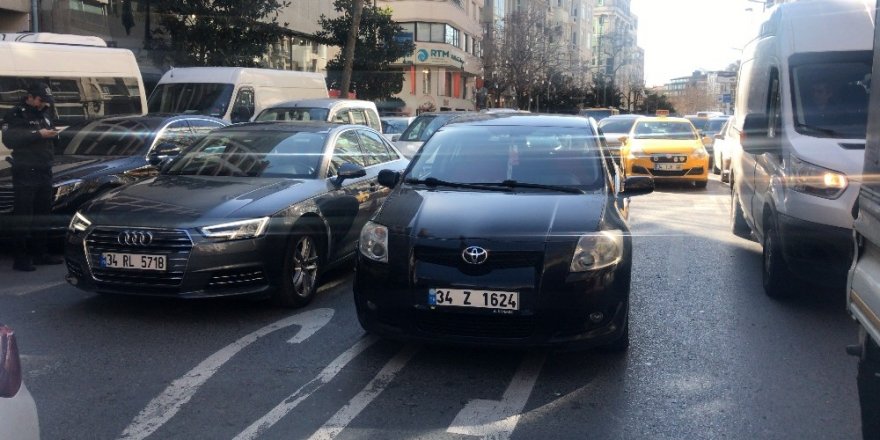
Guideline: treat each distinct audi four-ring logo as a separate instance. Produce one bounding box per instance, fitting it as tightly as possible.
[461,246,489,265]
[118,230,153,246]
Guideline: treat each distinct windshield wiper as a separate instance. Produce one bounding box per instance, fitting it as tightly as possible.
[475,180,584,194]
[795,123,841,137]
[403,177,511,192]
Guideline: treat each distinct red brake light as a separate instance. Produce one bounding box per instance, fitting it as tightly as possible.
[0,326,22,398]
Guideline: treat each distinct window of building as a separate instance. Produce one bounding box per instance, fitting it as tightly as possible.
[422,69,432,95]
[431,23,445,42]
[445,72,453,97]
[445,25,460,47]
[416,22,431,42]
[69,0,106,15]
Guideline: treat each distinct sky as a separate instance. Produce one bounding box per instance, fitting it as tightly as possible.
[630,0,765,87]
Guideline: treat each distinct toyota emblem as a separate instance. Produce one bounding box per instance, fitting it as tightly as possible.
[462,246,489,265]
[118,230,153,246]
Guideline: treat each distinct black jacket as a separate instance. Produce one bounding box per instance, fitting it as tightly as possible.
[2,99,55,169]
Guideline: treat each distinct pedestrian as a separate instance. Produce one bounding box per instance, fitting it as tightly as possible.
[1,83,63,271]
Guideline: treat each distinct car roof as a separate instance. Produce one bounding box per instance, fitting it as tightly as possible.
[441,114,596,129]
[266,98,377,109]
[599,114,643,121]
[218,121,370,134]
[636,116,692,123]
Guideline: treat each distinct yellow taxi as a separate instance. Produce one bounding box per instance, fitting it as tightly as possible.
[619,116,710,188]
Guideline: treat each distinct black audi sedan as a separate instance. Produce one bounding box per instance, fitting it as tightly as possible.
[0,114,228,235]
[354,115,654,350]
[65,122,407,307]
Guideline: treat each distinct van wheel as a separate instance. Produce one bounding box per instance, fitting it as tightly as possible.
[762,219,795,299]
[858,335,880,439]
[273,231,322,308]
[731,186,751,237]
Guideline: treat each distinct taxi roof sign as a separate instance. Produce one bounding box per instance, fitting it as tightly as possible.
[656,109,670,117]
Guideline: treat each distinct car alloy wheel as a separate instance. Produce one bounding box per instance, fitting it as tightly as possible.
[274,232,321,308]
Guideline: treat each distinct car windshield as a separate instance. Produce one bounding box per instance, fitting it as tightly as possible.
[55,119,155,156]
[147,83,234,118]
[398,115,450,142]
[165,130,327,178]
[685,117,708,131]
[703,118,729,134]
[407,125,604,191]
[382,118,410,134]
[598,117,639,133]
[791,56,871,139]
[255,107,331,122]
[633,121,698,140]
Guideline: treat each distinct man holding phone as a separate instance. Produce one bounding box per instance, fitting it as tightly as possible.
[2,82,63,271]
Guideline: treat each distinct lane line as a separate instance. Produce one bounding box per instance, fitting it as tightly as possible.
[118,308,335,440]
[307,344,419,440]
[447,352,547,439]
[0,281,66,296]
[233,335,379,440]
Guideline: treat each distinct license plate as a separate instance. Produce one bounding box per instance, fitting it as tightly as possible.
[654,163,683,171]
[428,288,519,311]
[99,253,167,271]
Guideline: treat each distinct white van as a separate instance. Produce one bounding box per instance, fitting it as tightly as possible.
[148,67,328,123]
[0,33,148,157]
[730,0,874,297]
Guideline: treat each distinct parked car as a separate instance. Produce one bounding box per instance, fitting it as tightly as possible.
[380,116,414,141]
[731,0,871,297]
[253,98,383,133]
[0,325,40,440]
[597,114,642,162]
[620,116,710,188]
[65,122,408,307]
[393,111,477,158]
[354,114,654,350]
[0,114,228,236]
[701,115,731,171]
[711,118,736,181]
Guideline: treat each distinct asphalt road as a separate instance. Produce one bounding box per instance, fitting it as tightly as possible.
[0,176,863,440]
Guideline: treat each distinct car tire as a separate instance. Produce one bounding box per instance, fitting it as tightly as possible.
[762,218,795,299]
[274,230,322,308]
[695,180,708,189]
[712,158,721,174]
[731,186,751,237]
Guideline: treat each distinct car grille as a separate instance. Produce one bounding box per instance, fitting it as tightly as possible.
[650,154,688,163]
[85,227,193,289]
[415,311,535,339]
[414,246,542,271]
[650,169,688,177]
[207,268,267,292]
[0,186,13,214]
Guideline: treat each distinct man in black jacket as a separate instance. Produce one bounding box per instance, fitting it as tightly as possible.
[2,83,63,271]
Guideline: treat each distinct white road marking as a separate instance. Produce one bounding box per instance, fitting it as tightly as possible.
[447,352,547,439]
[233,335,379,440]
[118,308,335,440]
[0,281,66,296]
[307,344,419,440]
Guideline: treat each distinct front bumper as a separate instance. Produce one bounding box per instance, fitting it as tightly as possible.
[64,226,282,298]
[353,250,630,350]
[624,154,709,181]
[777,212,853,284]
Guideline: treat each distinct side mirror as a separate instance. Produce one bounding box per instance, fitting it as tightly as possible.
[391,134,401,142]
[334,162,367,185]
[741,113,779,154]
[148,142,180,166]
[378,169,401,188]
[621,176,654,197]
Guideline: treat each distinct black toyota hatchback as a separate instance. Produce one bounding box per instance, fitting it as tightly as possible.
[65,122,407,306]
[354,115,654,350]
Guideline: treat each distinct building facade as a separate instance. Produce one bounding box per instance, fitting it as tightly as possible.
[591,0,645,109]
[664,70,737,115]
[0,0,29,32]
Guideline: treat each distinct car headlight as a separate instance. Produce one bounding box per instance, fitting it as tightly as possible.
[199,217,270,240]
[570,230,624,272]
[359,221,388,263]
[54,179,83,203]
[68,212,91,233]
[789,155,848,199]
